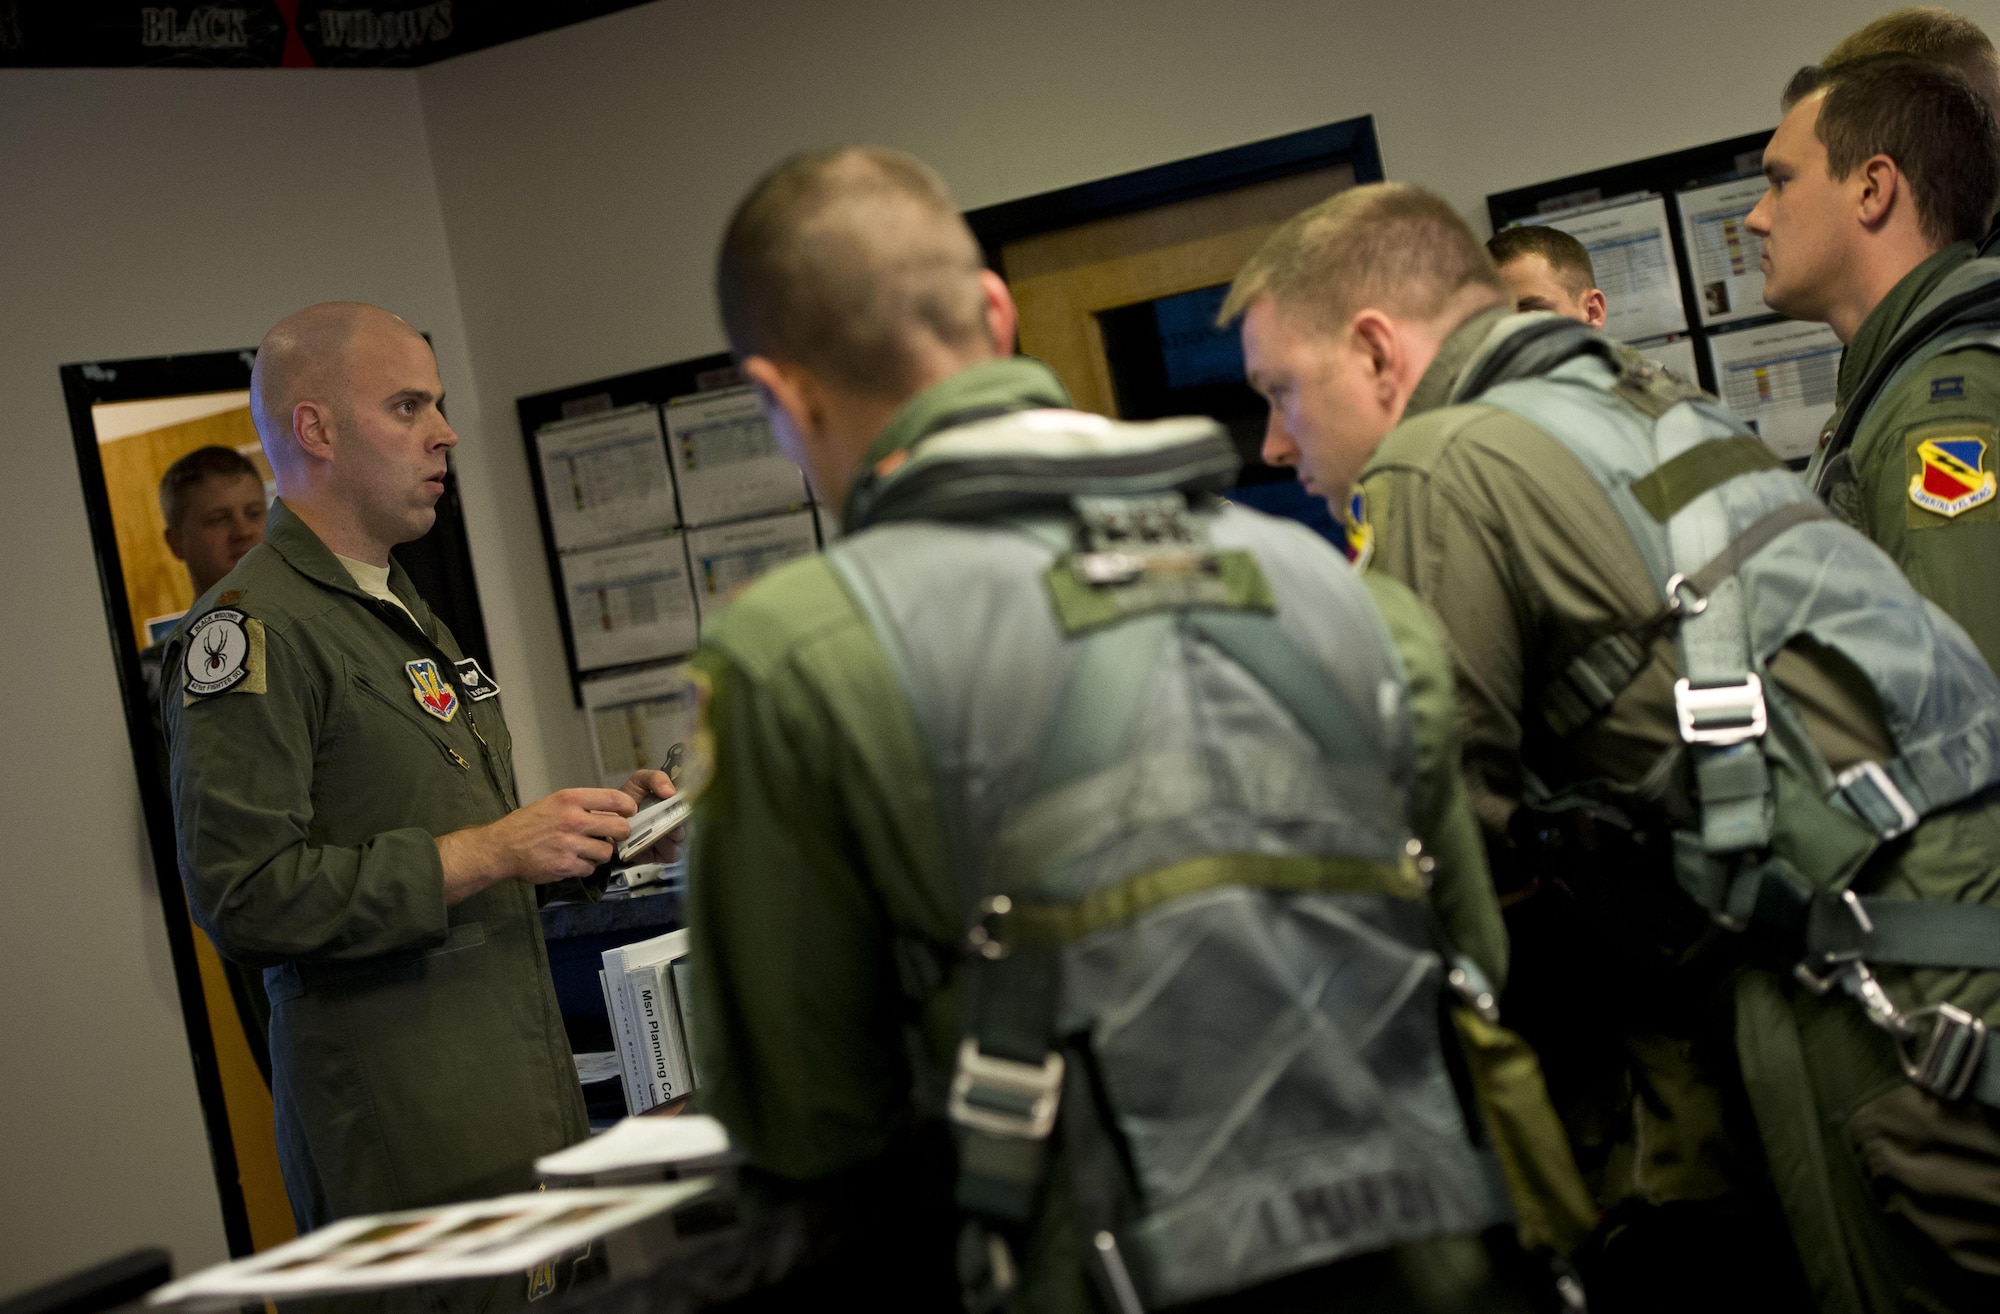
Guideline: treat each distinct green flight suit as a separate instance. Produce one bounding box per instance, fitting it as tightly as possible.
[164,501,589,1231]
[1808,241,2000,672]
[686,358,1522,1312]
[1360,307,2000,1313]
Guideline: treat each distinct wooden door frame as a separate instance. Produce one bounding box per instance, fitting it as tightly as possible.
[965,116,1384,278]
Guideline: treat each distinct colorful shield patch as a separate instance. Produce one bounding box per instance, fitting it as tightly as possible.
[1342,486,1374,568]
[1909,434,1998,519]
[407,658,459,722]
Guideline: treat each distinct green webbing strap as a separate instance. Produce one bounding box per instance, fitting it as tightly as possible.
[1629,437,1784,523]
[1807,897,2000,970]
[1180,612,1378,767]
[1538,503,1833,741]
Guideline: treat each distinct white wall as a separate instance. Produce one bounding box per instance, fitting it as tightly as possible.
[0,69,484,1297]
[414,0,2000,791]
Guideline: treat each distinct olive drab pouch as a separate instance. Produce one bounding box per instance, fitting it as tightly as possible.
[829,409,1524,1309]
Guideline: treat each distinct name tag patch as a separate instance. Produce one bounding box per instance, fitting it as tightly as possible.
[453,656,501,701]
[407,658,460,723]
[1931,376,1966,401]
[183,609,266,699]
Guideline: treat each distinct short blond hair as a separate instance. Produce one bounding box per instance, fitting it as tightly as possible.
[1826,7,2000,123]
[1219,182,1507,331]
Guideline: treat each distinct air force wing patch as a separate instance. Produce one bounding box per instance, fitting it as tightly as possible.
[407,658,460,722]
[1909,432,1998,519]
[183,609,265,699]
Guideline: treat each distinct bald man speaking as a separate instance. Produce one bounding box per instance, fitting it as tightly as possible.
[164,303,677,1230]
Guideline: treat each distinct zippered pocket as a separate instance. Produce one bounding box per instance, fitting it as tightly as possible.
[351,670,472,772]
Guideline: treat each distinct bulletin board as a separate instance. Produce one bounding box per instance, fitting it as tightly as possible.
[1489,130,1843,466]
[516,356,826,766]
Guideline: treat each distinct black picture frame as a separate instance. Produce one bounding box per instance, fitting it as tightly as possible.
[515,352,744,707]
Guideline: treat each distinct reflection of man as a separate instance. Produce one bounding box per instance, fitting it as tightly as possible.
[1486,226,1607,329]
[165,302,680,1230]
[142,445,274,1078]
[1232,180,2000,1314]
[1747,54,2000,669]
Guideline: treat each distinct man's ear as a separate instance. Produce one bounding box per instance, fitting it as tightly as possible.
[292,400,337,466]
[741,355,821,446]
[1856,154,1902,232]
[1350,310,1401,407]
[979,269,1018,356]
[1581,288,1609,331]
[163,523,187,561]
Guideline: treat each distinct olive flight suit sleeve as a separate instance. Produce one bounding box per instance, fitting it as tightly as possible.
[685,580,958,1183]
[1362,572,1508,989]
[1853,347,2000,674]
[165,619,450,967]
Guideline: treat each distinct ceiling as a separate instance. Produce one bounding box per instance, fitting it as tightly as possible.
[0,2,654,68]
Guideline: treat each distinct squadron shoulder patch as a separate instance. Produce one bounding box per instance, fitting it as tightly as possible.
[1907,425,1999,522]
[1342,485,1375,569]
[182,609,265,699]
[407,658,460,722]
[453,656,501,702]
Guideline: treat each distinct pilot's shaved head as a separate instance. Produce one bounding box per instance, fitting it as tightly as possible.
[250,302,425,470]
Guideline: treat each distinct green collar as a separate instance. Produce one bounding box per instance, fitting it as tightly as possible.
[861,356,1071,469]
[264,499,434,627]
[1839,241,1977,403]
[847,356,1072,531]
[1405,305,1513,420]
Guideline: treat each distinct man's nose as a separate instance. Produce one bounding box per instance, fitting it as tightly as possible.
[1261,411,1296,469]
[1745,189,1774,236]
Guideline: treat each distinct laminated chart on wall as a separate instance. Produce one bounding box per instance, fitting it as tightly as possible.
[559,536,699,672]
[534,404,679,550]
[582,662,700,789]
[687,509,819,628]
[1539,196,1688,342]
[1707,319,1843,460]
[1676,177,1769,327]
[664,386,809,526]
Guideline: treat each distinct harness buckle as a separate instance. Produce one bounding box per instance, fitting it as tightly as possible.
[1673,674,1768,746]
[1834,760,1921,840]
[948,1039,1064,1140]
[1897,1003,1988,1102]
[1663,572,1709,616]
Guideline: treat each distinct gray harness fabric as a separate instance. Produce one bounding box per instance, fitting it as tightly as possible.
[1456,317,2000,1108]
[829,408,1512,1307]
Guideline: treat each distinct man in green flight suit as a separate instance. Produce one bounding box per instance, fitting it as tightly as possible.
[1746,53,2000,669]
[165,302,681,1231]
[1225,180,2000,1314]
[685,148,1585,1311]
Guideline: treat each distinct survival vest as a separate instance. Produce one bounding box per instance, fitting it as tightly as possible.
[1458,313,2000,1111]
[827,408,1516,1309]
[1809,256,2000,509]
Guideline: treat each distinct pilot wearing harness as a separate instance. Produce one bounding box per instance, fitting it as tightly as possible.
[684,148,1594,1311]
[1746,54,2000,674]
[1227,180,2000,1314]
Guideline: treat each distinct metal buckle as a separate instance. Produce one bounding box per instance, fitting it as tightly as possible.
[1793,891,1875,992]
[1896,1003,1988,1101]
[948,1039,1064,1139]
[1664,572,1709,616]
[1673,674,1768,746]
[1834,760,1921,840]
